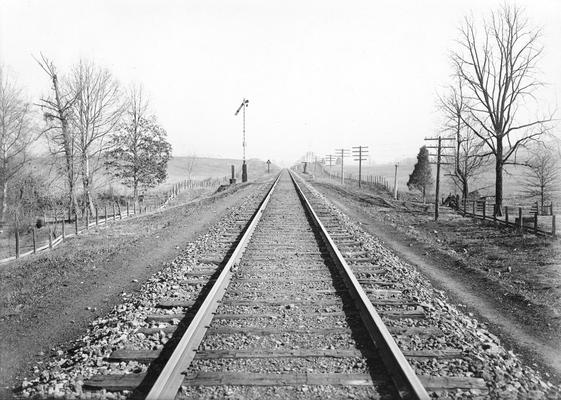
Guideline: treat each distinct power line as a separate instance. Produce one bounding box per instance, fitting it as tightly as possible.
[335,148,350,185]
[352,146,369,188]
[424,136,455,221]
[325,154,335,180]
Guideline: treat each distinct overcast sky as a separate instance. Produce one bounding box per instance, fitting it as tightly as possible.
[1,0,560,166]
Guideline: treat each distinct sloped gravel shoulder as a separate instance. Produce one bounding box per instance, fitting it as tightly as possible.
[15,183,272,399]
[297,175,561,400]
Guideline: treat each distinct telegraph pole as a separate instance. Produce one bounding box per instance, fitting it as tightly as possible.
[393,163,399,200]
[314,156,318,174]
[325,154,335,180]
[352,146,368,188]
[335,149,350,185]
[425,136,454,221]
[234,98,249,182]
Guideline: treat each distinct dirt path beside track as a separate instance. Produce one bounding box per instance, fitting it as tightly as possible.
[306,177,561,384]
[0,180,270,397]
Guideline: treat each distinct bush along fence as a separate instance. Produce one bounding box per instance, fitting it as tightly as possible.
[1,176,230,264]
[449,198,556,237]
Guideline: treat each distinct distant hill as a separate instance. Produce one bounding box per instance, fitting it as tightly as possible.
[24,156,279,198]
[166,157,278,182]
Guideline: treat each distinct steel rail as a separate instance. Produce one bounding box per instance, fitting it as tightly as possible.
[145,173,282,400]
[289,171,430,400]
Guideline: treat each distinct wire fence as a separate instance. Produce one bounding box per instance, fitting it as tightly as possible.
[1,176,230,264]
[310,164,557,237]
[453,198,556,236]
[319,166,398,197]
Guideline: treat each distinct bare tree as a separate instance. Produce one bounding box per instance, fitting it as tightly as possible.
[36,54,80,216]
[185,153,197,181]
[68,60,123,213]
[0,67,38,231]
[439,79,490,199]
[452,4,553,215]
[523,143,559,208]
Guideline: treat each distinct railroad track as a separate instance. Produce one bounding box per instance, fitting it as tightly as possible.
[81,170,489,399]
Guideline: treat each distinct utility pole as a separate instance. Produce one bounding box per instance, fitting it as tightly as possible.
[234,98,249,182]
[425,136,454,221]
[335,149,350,185]
[352,146,368,188]
[325,154,335,180]
[393,163,399,200]
[314,156,318,174]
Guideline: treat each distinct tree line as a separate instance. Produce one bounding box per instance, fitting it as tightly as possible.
[407,4,558,212]
[0,56,172,232]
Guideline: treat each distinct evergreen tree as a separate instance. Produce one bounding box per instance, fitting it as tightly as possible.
[407,146,433,202]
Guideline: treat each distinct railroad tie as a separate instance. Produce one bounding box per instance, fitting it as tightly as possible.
[83,373,486,392]
[105,348,464,364]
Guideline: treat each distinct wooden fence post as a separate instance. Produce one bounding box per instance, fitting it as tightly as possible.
[133,202,136,215]
[104,205,107,223]
[472,200,475,216]
[95,207,99,226]
[505,206,509,224]
[127,201,130,217]
[482,200,486,220]
[119,203,122,220]
[75,212,79,235]
[552,215,556,236]
[61,217,65,240]
[15,216,20,259]
[113,204,116,221]
[85,208,90,230]
[32,227,37,254]
[535,201,539,215]
[518,207,523,234]
[48,225,53,248]
[534,212,538,234]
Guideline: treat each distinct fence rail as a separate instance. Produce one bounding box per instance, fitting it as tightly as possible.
[314,166,557,237]
[455,199,556,237]
[1,176,230,264]
[319,167,398,197]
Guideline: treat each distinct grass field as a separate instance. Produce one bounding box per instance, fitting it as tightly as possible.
[163,156,276,187]
[24,156,276,197]
[322,158,561,207]
[1,156,278,259]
